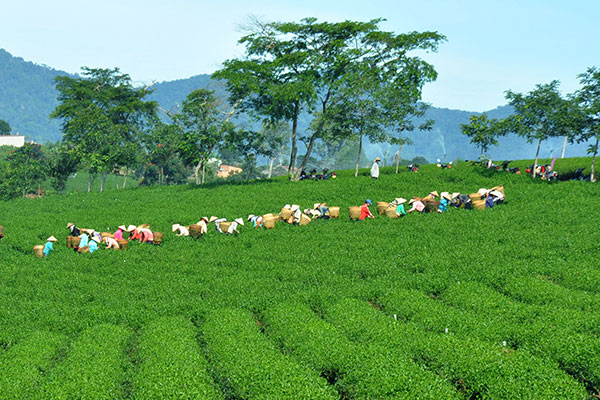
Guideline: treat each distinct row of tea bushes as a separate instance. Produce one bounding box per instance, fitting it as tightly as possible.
[0,331,66,398]
[262,302,458,399]
[131,316,222,399]
[440,282,600,388]
[325,298,588,399]
[202,307,337,399]
[40,324,131,399]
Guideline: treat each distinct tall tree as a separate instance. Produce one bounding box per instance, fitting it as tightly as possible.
[573,66,600,182]
[505,81,573,177]
[0,119,10,135]
[174,89,241,184]
[5,143,47,197]
[215,18,444,180]
[51,67,157,191]
[45,142,80,193]
[460,113,504,156]
[145,122,181,185]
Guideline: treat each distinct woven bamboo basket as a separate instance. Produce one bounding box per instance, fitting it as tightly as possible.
[189,224,202,238]
[117,239,129,250]
[280,208,292,220]
[469,193,483,202]
[473,199,486,210]
[424,200,441,213]
[101,232,113,239]
[66,236,73,248]
[349,206,361,220]
[329,207,340,218]
[377,202,389,215]
[263,216,276,229]
[78,246,90,254]
[0,225,4,237]
[491,185,505,196]
[220,222,232,232]
[71,236,81,248]
[153,232,163,245]
[33,245,44,258]
[385,208,398,219]
[299,213,311,226]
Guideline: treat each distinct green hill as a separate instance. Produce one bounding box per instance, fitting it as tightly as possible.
[0,162,598,398]
[0,48,594,163]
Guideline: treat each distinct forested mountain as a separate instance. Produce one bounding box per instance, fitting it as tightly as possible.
[0,48,591,163]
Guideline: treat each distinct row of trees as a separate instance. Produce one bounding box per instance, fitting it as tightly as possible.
[2,17,445,198]
[461,67,600,181]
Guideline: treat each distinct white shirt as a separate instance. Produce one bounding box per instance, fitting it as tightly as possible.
[227,221,240,234]
[370,161,380,178]
[175,226,189,237]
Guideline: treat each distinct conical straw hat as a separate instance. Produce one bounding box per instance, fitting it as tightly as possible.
[47,236,57,242]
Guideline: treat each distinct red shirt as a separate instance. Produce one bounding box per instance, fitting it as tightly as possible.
[360,203,373,220]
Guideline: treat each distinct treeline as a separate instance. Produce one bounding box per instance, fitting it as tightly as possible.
[461,68,600,182]
[0,17,448,200]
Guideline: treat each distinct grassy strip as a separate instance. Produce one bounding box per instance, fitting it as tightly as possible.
[41,324,131,399]
[202,307,338,400]
[0,331,66,398]
[130,316,222,399]
[440,282,600,390]
[325,298,587,399]
[262,302,459,399]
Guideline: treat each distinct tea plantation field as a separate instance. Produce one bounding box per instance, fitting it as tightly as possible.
[1,161,599,399]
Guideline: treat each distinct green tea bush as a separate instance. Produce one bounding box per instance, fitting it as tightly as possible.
[131,316,222,399]
[262,302,459,399]
[41,324,131,399]
[325,298,587,399]
[202,307,338,399]
[0,331,66,398]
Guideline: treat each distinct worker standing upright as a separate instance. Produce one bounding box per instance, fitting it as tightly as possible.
[370,157,381,179]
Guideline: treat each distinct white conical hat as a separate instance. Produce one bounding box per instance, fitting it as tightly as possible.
[313,203,321,209]
[291,204,300,211]
[209,216,218,223]
[127,225,136,232]
[118,225,126,230]
[234,218,244,225]
[395,197,407,204]
[172,224,180,232]
[47,236,57,242]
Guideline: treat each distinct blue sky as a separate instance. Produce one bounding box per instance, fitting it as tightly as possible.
[2,0,598,111]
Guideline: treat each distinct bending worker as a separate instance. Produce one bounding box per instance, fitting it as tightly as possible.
[360,199,374,220]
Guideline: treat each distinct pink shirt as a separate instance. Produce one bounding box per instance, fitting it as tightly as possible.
[141,229,154,242]
[409,201,425,212]
[114,229,124,241]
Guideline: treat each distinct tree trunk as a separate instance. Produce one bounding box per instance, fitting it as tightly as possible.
[194,162,201,185]
[123,169,128,189]
[533,138,542,178]
[88,174,92,192]
[355,135,363,177]
[161,167,165,185]
[591,136,598,183]
[296,132,318,179]
[268,158,274,178]
[115,173,119,189]
[288,102,300,179]
[395,144,404,174]
[561,136,568,159]
[100,173,106,192]
[201,163,206,184]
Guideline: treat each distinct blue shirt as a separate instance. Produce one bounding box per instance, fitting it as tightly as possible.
[396,204,407,216]
[79,233,89,247]
[89,240,99,253]
[43,241,53,256]
[438,198,448,212]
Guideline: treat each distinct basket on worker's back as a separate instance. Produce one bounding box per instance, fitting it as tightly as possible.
[472,199,486,210]
[189,224,203,239]
[491,185,505,196]
[377,202,389,215]
[299,213,311,226]
[349,206,361,220]
[469,193,483,202]
[329,207,340,218]
[71,236,81,248]
[33,245,44,258]
[424,201,440,213]
[66,236,73,248]
[117,239,128,250]
[385,207,398,219]
[280,208,292,220]
[262,215,277,229]
[101,232,113,239]
[220,222,232,232]
[153,232,163,245]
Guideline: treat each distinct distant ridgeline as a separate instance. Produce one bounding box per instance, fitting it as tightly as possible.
[0,48,592,162]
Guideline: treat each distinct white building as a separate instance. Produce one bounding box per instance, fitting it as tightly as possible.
[0,135,25,147]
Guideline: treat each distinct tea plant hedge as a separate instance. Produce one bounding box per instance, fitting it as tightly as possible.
[0,159,599,397]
